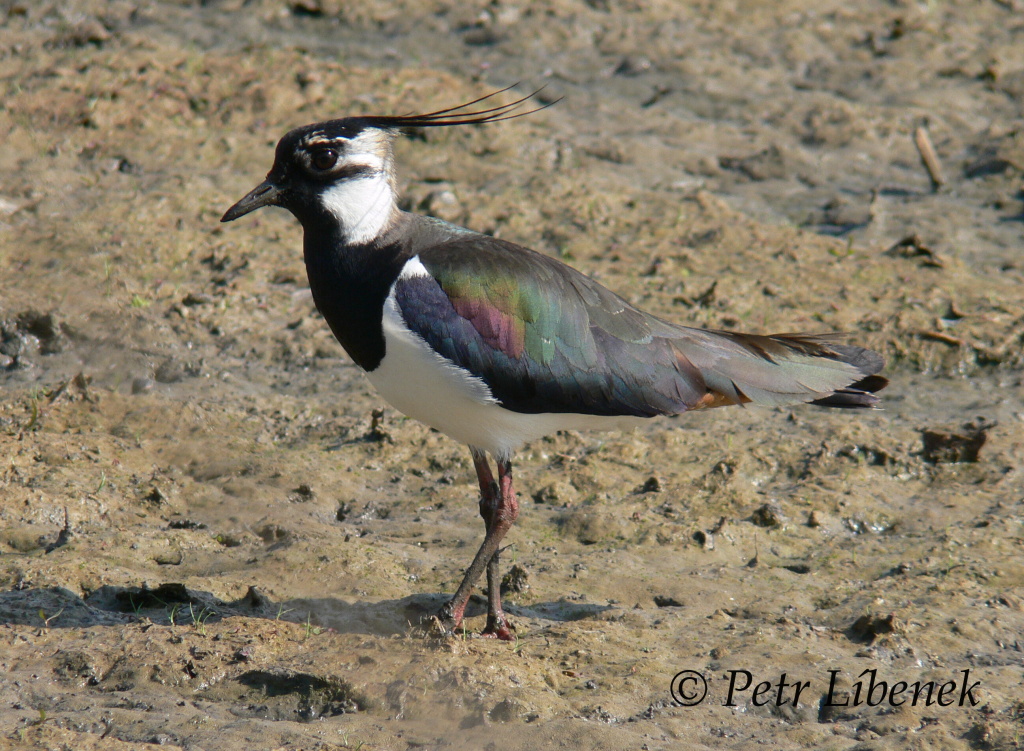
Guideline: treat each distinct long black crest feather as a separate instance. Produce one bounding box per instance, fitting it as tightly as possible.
[366,85,559,130]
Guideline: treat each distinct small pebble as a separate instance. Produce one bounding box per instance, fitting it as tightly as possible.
[131,377,155,394]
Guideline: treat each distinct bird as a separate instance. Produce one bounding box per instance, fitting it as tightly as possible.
[221,88,887,641]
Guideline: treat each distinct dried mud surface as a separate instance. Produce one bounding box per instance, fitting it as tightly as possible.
[2,1,1023,749]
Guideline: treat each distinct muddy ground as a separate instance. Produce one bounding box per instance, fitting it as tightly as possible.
[1,1,1023,749]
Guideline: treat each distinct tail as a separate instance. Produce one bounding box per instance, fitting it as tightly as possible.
[671,330,887,411]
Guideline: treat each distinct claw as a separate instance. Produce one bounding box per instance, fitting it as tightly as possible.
[481,616,515,641]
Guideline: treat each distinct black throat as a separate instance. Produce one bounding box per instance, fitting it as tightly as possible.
[301,223,411,372]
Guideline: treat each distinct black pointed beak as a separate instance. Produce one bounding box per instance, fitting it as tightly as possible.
[221,180,283,222]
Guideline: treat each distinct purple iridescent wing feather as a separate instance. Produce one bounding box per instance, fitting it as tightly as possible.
[394,238,884,417]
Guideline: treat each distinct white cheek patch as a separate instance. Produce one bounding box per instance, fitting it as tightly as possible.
[320,173,395,245]
[313,129,398,244]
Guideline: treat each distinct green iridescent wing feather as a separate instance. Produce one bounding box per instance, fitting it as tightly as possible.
[395,237,882,416]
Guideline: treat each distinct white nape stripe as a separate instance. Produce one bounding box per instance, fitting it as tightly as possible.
[363,256,645,459]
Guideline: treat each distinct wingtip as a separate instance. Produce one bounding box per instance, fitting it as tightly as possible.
[809,388,884,409]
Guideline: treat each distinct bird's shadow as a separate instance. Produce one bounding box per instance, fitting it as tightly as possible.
[0,583,612,636]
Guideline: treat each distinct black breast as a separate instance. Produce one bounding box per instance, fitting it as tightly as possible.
[302,234,409,372]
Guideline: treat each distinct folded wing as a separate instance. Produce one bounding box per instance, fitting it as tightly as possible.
[394,238,885,417]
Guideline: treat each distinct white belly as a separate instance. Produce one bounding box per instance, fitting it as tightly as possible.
[366,291,644,459]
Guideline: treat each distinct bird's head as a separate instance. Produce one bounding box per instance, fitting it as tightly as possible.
[221,87,555,245]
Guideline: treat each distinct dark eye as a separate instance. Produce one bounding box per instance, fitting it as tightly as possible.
[310,149,338,171]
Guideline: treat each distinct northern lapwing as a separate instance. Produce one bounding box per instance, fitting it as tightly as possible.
[221,89,887,640]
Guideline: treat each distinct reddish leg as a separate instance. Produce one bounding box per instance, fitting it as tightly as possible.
[481,457,516,640]
[474,451,507,636]
[434,449,518,640]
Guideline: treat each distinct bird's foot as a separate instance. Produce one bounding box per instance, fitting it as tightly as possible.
[427,602,515,641]
[481,613,515,641]
[429,601,466,638]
